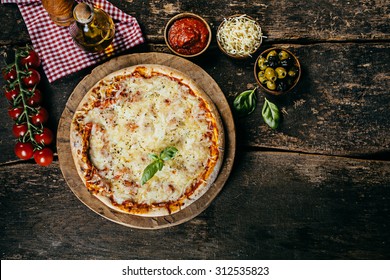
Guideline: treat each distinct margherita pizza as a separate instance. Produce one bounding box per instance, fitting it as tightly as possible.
[70,64,224,217]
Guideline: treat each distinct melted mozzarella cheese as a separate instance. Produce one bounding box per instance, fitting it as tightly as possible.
[84,74,214,205]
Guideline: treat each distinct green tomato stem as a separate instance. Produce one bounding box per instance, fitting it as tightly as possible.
[13,49,42,150]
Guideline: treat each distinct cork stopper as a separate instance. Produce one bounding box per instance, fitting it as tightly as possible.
[73,3,93,23]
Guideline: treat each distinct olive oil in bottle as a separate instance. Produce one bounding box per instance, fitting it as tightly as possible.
[70,3,115,52]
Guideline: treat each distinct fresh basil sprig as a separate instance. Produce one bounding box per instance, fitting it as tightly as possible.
[233,87,257,116]
[262,97,280,129]
[141,147,178,185]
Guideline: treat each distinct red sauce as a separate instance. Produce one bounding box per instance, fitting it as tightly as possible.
[168,17,209,55]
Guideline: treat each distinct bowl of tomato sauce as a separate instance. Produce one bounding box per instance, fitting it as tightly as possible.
[164,13,211,58]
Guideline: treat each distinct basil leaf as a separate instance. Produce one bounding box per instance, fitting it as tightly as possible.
[160,146,178,161]
[148,153,159,161]
[141,147,178,185]
[141,159,164,185]
[156,159,164,171]
[233,88,257,116]
[262,98,280,129]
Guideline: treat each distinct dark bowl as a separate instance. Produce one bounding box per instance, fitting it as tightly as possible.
[254,47,301,95]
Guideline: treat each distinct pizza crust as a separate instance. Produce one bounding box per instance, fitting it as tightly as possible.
[70,64,224,217]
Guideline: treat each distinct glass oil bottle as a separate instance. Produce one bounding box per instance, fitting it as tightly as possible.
[70,3,115,52]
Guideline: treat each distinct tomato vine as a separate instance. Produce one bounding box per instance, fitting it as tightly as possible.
[2,45,53,166]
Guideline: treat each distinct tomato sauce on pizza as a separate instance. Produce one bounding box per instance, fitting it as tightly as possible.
[70,65,224,216]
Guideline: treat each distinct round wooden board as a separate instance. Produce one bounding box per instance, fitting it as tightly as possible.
[57,52,236,229]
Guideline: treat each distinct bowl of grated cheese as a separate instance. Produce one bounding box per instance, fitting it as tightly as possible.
[216,14,264,59]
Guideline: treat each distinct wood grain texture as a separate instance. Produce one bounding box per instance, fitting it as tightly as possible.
[1,43,389,163]
[1,152,389,259]
[233,43,390,157]
[1,0,388,44]
[0,4,29,45]
[0,0,389,260]
[57,52,236,229]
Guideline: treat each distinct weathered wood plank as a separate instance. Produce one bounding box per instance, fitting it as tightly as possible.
[145,43,390,158]
[0,4,29,45]
[1,42,389,163]
[1,0,389,45]
[1,0,389,262]
[232,43,390,157]
[1,152,389,259]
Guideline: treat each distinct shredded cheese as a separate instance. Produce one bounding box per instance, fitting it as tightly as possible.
[217,14,263,57]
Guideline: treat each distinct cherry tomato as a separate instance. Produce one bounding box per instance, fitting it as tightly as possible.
[2,65,17,81]
[26,88,42,106]
[12,123,28,138]
[4,85,20,102]
[8,106,24,120]
[22,68,41,87]
[34,127,53,145]
[31,107,49,125]
[33,147,53,166]
[14,141,34,160]
[20,50,41,68]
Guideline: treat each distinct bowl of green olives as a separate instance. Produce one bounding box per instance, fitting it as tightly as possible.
[254,48,301,95]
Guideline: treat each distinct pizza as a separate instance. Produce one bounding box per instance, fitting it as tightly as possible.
[70,64,224,217]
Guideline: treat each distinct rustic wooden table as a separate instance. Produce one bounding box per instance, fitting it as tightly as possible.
[1,0,389,259]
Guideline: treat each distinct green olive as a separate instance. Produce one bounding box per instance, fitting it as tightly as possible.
[266,50,278,59]
[257,56,266,67]
[257,70,265,78]
[257,71,267,84]
[257,56,268,71]
[275,67,287,79]
[260,63,268,71]
[278,50,290,60]
[288,66,298,77]
[259,76,268,84]
[264,67,277,82]
[266,80,276,90]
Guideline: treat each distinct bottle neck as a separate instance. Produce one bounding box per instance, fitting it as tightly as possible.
[73,3,94,24]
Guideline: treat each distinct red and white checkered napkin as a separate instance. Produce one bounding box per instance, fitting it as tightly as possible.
[1,0,144,82]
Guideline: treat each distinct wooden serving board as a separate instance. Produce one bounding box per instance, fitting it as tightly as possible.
[57,52,236,229]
